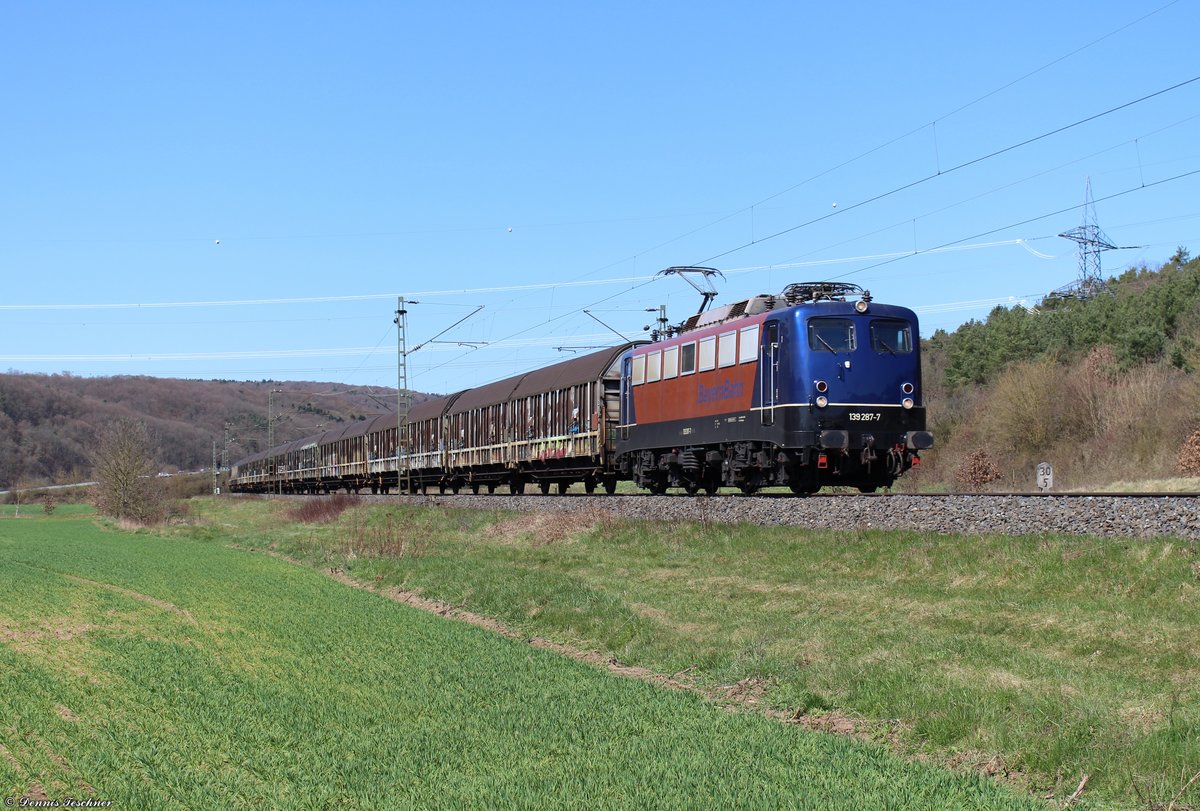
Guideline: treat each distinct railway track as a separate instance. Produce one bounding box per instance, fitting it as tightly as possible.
[266,491,1200,542]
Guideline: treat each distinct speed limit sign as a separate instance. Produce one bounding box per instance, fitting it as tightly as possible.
[1036,462,1053,492]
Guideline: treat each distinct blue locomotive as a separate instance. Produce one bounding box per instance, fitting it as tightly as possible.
[616,281,933,495]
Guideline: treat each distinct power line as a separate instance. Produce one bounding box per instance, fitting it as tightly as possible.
[695,75,1200,267]
[585,1,1187,272]
[831,168,1200,281]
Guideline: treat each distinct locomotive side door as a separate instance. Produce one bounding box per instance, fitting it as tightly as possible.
[620,356,632,440]
[760,321,779,426]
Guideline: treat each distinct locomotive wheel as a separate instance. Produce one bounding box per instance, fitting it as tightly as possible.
[684,482,700,496]
[539,481,551,496]
[739,483,760,496]
[857,485,878,494]
[789,483,818,496]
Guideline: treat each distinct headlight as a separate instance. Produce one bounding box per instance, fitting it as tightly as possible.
[902,398,914,410]
[854,299,869,313]
[815,380,828,393]
[902,382,914,394]
[815,395,829,408]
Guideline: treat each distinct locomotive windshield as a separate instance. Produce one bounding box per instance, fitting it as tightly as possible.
[869,319,913,354]
[808,318,855,353]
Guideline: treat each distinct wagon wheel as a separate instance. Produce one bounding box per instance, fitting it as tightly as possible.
[603,477,617,495]
[539,481,551,496]
[471,482,481,495]
[557,481,570,495]
[584,477,597,495]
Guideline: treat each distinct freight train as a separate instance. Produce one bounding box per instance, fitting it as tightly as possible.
[230,280,933,496]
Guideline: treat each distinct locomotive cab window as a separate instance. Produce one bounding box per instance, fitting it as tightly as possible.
[808,318,856,352]
[869,319,913,354]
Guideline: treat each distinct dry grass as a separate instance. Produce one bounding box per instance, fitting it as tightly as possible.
[285,494,360,523]
[1075,476,1200,493]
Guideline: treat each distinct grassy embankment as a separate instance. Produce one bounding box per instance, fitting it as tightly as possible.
[0,506,1038,809]
[193,496,1200,810]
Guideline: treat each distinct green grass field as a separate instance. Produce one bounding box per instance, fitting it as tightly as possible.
[188,497,1200,810]
[0,508,1040,809]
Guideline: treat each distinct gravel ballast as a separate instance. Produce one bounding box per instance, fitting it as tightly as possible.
[357,493,1200,541]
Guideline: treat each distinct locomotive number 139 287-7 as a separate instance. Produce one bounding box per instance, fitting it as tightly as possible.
[848,412,881,421]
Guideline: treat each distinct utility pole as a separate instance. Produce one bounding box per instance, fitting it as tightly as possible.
[394,298,411,495]
[268,387,282,448]
[212,441,219,495]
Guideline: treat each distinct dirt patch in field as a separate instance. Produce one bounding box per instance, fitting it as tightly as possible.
[0,620,96,652]
[62,574,196,624]
[489,510,611,546]
[0,743,24,775]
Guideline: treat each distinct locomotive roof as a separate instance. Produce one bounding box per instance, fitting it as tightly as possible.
[638,297,917,353]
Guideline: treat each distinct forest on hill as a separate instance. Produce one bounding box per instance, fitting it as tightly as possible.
[914,247,1200,491]
[0,376,405,489]
[3,251,1198,493]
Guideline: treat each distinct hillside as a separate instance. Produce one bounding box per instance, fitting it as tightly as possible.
[0,375,414,489]
[914,248,1200,491]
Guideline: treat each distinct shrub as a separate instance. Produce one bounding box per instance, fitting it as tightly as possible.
[1178,430,1200,474]
[287,494,360,523]
[955,448,1002,491]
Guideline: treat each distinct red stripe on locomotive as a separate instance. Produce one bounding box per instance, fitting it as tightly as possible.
[629,313,768,424]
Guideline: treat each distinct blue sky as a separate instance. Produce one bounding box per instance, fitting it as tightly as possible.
[2,0,1198,396]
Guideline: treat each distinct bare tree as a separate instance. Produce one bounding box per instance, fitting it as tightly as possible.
[91,418,164,523]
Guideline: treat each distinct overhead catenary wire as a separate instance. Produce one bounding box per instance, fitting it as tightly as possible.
[694,75,1200,267]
